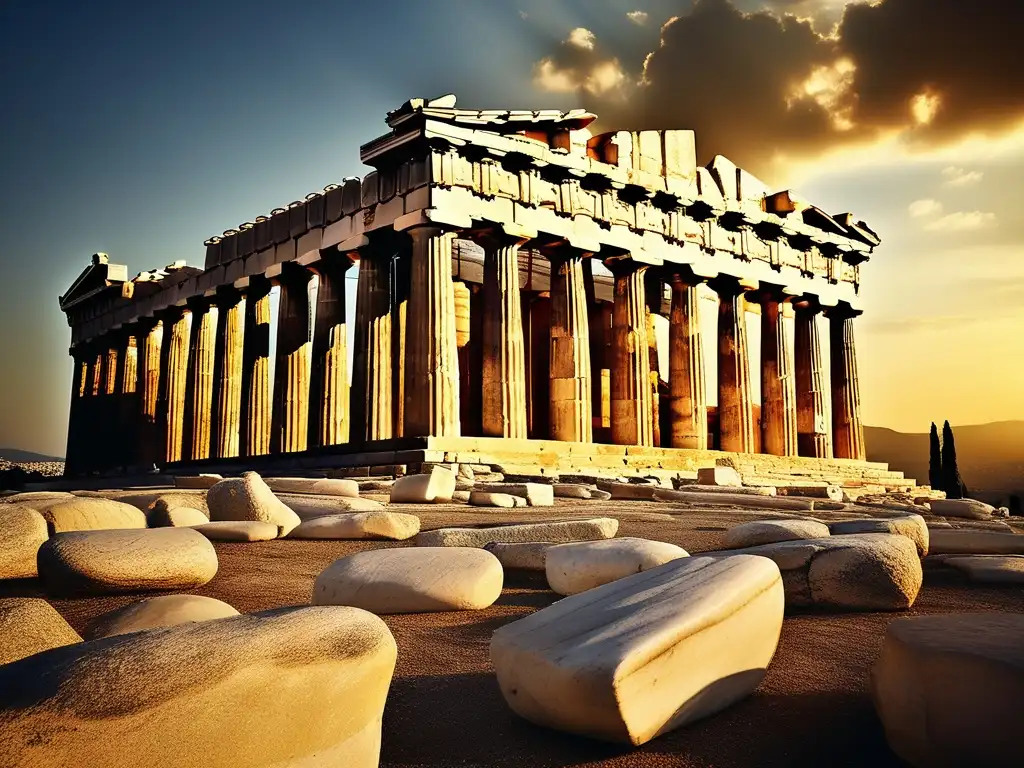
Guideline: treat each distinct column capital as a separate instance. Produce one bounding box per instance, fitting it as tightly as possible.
[265,259,313,285]
[468,222,537,251]
[746,283,799,305]
[823,300,862,320]
[791,294,824,314]
[707,274,758,297]
[666,266,708,288]
[603,256,649,277]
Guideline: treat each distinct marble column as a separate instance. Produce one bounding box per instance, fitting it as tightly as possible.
[115,334,138,468]
[547,249,592,443]
[272,266,313,454]
[212,289,245,459]
[645,271,664,447]
[713,277,756,453]
[667,274,708,449]
[159,307,192,464]
[64,351,89,475]
[794,300,832,458]
[240,279,273,457]
[759,291,798,456]
[480,230,529,438]
[581,259,606,438]
[610,261,653,447]
[350,243,393,442]
[828,305,866,460]
[391,250,410,438]
[97,343,117,471]
[136,320,163,466]
[309,254,352,447]
[403,226,460,438]
[184,299,218,461]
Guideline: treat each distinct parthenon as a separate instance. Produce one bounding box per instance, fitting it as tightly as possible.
[58,94,880,478]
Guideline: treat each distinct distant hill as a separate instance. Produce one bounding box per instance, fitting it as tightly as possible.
[866,421,1024,504]
[0,447,65,464]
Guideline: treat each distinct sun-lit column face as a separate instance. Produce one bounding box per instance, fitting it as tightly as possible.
[829,306,865,461]
[667,274,708,450]
[759,290,798,457]
[713,277,756,454]
[547,248,593,444]
[162,308,193,464]
[241,283,273,457]
[794,300,832,459]
[350,243,394,442]
[271,267,314,454]
[610,261,653,447]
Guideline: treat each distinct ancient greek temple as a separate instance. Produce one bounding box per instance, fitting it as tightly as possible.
[59,95,879,478]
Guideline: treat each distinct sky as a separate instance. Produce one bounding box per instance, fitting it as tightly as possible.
[1,0,1021,457]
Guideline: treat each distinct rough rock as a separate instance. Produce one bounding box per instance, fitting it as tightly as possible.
[313,547,503,613]
[288,512,420,541]
[149,506,209,528]
[451,490,471,503]
[546,537,689,595]
[38,528,218,595]
[473,483,554,507]
[552,484,594,499]
[929,498,995,520]
[829,515,929,557]
[389,467,457,504]
[277,493,385,519]
[85,595,240,640]
[588,489,613,501]
[491,555,784,746]
[468,491,525,508]
[484,542,553,571]
[0,491,73,505]
[33,498,147,534]
[416,518,619,548]
[708,533,922,611]
[696,466,743,487]
[207,472,301,536]
[0,504,48,579]
[870,613,1024,767]
[173,474,223,489]
[193,521,280,542]
[597,482,659,500]
[723,520,830,549]
[943,555,1024,584]
[928,529,1024,555]
[265,478,360,498]
[0,606,397,768]
[148,493,211,520]
[0,598,81,665]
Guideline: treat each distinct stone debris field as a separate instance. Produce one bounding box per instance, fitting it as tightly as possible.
[1,463,1022,767]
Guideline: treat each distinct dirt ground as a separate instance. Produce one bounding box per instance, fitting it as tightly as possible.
[5,499,1023,768]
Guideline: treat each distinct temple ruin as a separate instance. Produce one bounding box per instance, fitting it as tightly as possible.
[58,95,881,479]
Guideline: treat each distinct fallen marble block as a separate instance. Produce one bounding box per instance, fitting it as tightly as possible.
[774,484,842,501]
[0,505,48,579]
[277,493,385,519]
[0,491,73,506]
[676,484,777,497]
[654,489,816,511]
[829,515,929,557]
[85,595,239,640]
[0,598,82,665]
[468,491,526,508]
[0,606,397,768]
[929,498,995,520]
[149,506,209,528]
[389,467,457,504]
[552,484,594,499]
[928,529,1024,555]
[148,492,211,520]
[313,547,503,613]
[706,533,922,611]
[33,498,147,534]
[207,472,301,536]
[484,542,554,571]
[696,466,743,487]
[38,528,218,595]
[597,482,659,500]
[723,520,830,549]
[173,474,223,490]
[545,537,689,595]
[475,483,554,507]
[265,478,360,498]
[491,555,784,745]
[871,613,1024,767]
[193,521,279,542]
[288,512,420,541]
[416,518,619,548]
[943,555,1024,584]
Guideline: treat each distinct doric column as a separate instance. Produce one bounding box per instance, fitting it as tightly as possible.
[212,289,245,459]
[271,265,314,454]
[758,289,798,456]
[115,333,138,469]
[712,277,756,453]
[184,298,218,461]
[64,350,90,475]
[547,248,592,443]
[645,271,664,447]
[479,228,530,438]
[794,299,832,458]
[136,320,163,467]
[391,250,410,438]
[309,252,352,447]
[609,260,653,447]
[240,278,273,457]
[828,304,866,460]
[402,226,460,438]
[667,273,708,449]
[158,307,192,464]
[350,239,393,442]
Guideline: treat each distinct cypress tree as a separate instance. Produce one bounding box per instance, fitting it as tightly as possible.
[941,420,965,499]
[928,422,942,491]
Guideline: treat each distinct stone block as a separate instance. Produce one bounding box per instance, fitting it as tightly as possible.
[491,555,784,745]
[546,538,689,595]
[173,474,223,489]
[149,506,209,528]
[264,478,360,498]
[829,515,928,557]
[928,529,1024,555]
[944,555,1024,584]
[25,497,147,534]
[0,505,48,579]
[473,482,553,507]
[84,595,239,640]
[193,521,279,542]
[468,492,525,508]
[288,512,420,541]
[662,130,697,182]
[207,472,301,536]
[416,518,619,548]
[724,520,831,549]
[484,542,553,571]
[552,484,593,499]
[389,467,457,504]
[654,489,816,511]
[0,598,82,665]
[313,548,503,613]
[697,466,742,487]
[929,498,995,520]
[276,494,385,519]
[597,482,659,500]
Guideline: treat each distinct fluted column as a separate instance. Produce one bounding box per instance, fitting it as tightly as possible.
[610,261,653,446]
[391,250,410,438]
[713,277,756,453]
[115,334,138,468]
[310,254,352,447]
[645,271,664,447]
[828,305,865,460]
[64,351,89,475]
[212,290,245,459]
[759,291,798,456]
[794,300,831,458]
[272,265,313,454]
[668,274,708,449]
[480,229,529,438]
[547,249,592,443]
[184,299,217,461]
[240,279,273,457]
[159,307,192,464]
[403,226,460,438]
[136,320,163,466]
[350,243,393,441]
